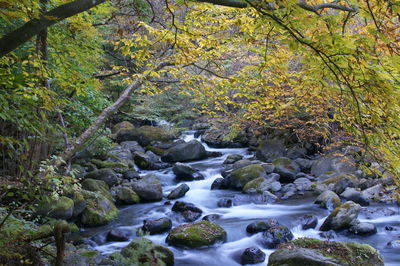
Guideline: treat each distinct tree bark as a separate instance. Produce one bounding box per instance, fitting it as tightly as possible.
[0,0,106,57]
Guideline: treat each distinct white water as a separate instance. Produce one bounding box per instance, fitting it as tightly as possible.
[82,132,400,266]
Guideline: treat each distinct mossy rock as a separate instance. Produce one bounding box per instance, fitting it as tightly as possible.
[320,174,356,186]
[229,164,265,189]
[115,187,140,204]
[166,221,227,248]
[109,237,174,266]
[64,188,87,217]
[138,126,180,142]
[80,190,118,227]
[91,159,128,170]
[83,168,118,187]
[320,201,361,231]
[81,178,113,201]
[113,121,134,134]
[145,145,166,156]
[268,238,384,266]
[243,177,268,193]
[314,190,341,209]
[36,196,74,220]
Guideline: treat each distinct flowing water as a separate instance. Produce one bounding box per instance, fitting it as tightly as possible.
[80,132,400,265]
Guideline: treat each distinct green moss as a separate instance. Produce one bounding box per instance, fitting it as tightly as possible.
[81,178,112,201]
[320,174,355,185]
[145,145,165,156]
[116,187,140,204]
[230,164,265,188]
[243,177,265,193]
[80,190,118,227]
[138,126,180,142]
[36,196,74,219]
[79,250,98,258]
[91,159,128,169]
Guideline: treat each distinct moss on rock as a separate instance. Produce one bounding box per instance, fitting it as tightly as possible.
[230,164,265,189]
[80,190,118,227]
[81,178,112,201]
[166,221,226,248]
[36,196,74,220]
[91,159,128,170]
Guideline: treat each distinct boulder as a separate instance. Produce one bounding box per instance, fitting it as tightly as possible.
[246,219,280,234]
[387,240,400,249]
[233,191,277,205]
[314,190,341,209]
[162,140,207,162]
[340,188,369,206]
[293,177,312,191]
[171,201,202,222]
[84,169,118,187]
[107,229,130,242]
[142,217,172,235]
[243,177,281,193]
[131,174,163,202]
[167,184,190,199]
[294,158,314,172]
[241,247,266,265]
[300,214,318,230]
[80,190,118,227]
[114,187,140,204]
[268,238,384,266]
[113,121,134,134]
[120,140,145,153]
[223,154,244,164]
[361,184,382,200]
[333,177,357,194]
[201,127,245,148]
[233,159,255,170]
[229,164,266,189]
[320,201,361,231]
[256,139,285,162]
[107,145,134,165]
[172,163,204,181]
[64,190,87,217]
[202,214,221,222]
[260,225,294,249]
[116,126,177,146]
[217,198,233,208]
[166,221,227,248]
[122,169,140,180]
[348,222,377,236]
[36,196,74,220]
[81,178,112,201]
[311,155,357,178]
[211,178,230,190]
[109,237,174,266]
[272,157,300,183]
[133,151,169,170]
[91,159,128,170]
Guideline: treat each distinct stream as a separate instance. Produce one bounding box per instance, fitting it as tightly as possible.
[79,131,400,265]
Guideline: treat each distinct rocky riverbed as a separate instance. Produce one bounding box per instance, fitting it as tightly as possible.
[42,122,400,265]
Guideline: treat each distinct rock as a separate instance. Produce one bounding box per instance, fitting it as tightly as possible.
[133,151,154,170]
[262,163,275,173]
[319,230,337,240]
[202,214,221,222]
[320,201,361,231]
[117,126,177,146]
[91,159,128,170]
[114,187,140,204]
[361,184,382,200]
[268,238,384,266]
[243,176,281,193]
[193,122,210,130]
[294,158,314,172]
[131,173,163,202]
[172,201,202,222]
[314,190,341,209]
[311,155,357,178]
[349,222,377,236]
[229,164,266,189]
[340,188,369,206]
[385,226,396,231]
[113,121,134,134]
[166,221,227,248]
[120,140,145,153]
[207,151,223,157]
[387,240,400,249]
[167,184,190,199]
[36,196,74,220]
[64,190,87,217]
[256,139,285,162]
[294,177,312,191]
[172,163,204,181]
[217,198,232,208]
[107,229,130,242]
[201,127,245,148]
[80,190,118,227]
[246,219,280,234]
[84,169,118,187]
[211,178,230,190]
[233,159,255,170]
[272,157,300,183]
[142,217,172,235]
[333,177,357,194]
[223,154,244,164]
[241,247,266,265]
[182,211,202,222]
[286,144,307,159]
[260,225,294,249]
[162,140,207,163]
[233,191,277,205]
[81,178,112,201]
[122,169,140,180]
[300,214,318,230]
[109,237,174,266]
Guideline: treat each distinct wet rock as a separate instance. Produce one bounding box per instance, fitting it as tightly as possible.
[340,188,369,206]
[172,163,204,181]
[294,158,314,172]
[36,196,74,220]
[167,184,190,199]
[300,214,318,230]
[107,145,134,165]
[131,173,163,202]
[233,191,277,205]
[256,139,285,162]
[241,247,266,265]
[217,198,233,208]
[333,177,357,194]
[81,178,112,201]
[319,230,337,239]
[387,240,400,249]
[201,128,245,148]
[122,169,140,180]
[172,201,203,222]
[385,226,396,231]
[361,184,382,200]
[211,177,230,190]
[107,229,130,242]
[272,157,300,183]
[268,238,384,266]
[229,164,266,189]
[202,214,221,222]
[114,187,140,204]
[109,237,174,266]
[166,221,227,248]
[260,225,294,249]
[84,169,118,187]
[246,219,280,234]
[262,163,275,173]
[80,190,118,227]
[314,190,341,209]
[207,151,223,157]
[162,140,207,162]
[294,177,312,191]
[320,201,361,231]
[311,155,357,178]
[233,159,256,170]
[120,140,145,153]
[349,222,377,236]
[361,207,396,219]
[223,154,243,164]
[142,217,172,235]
